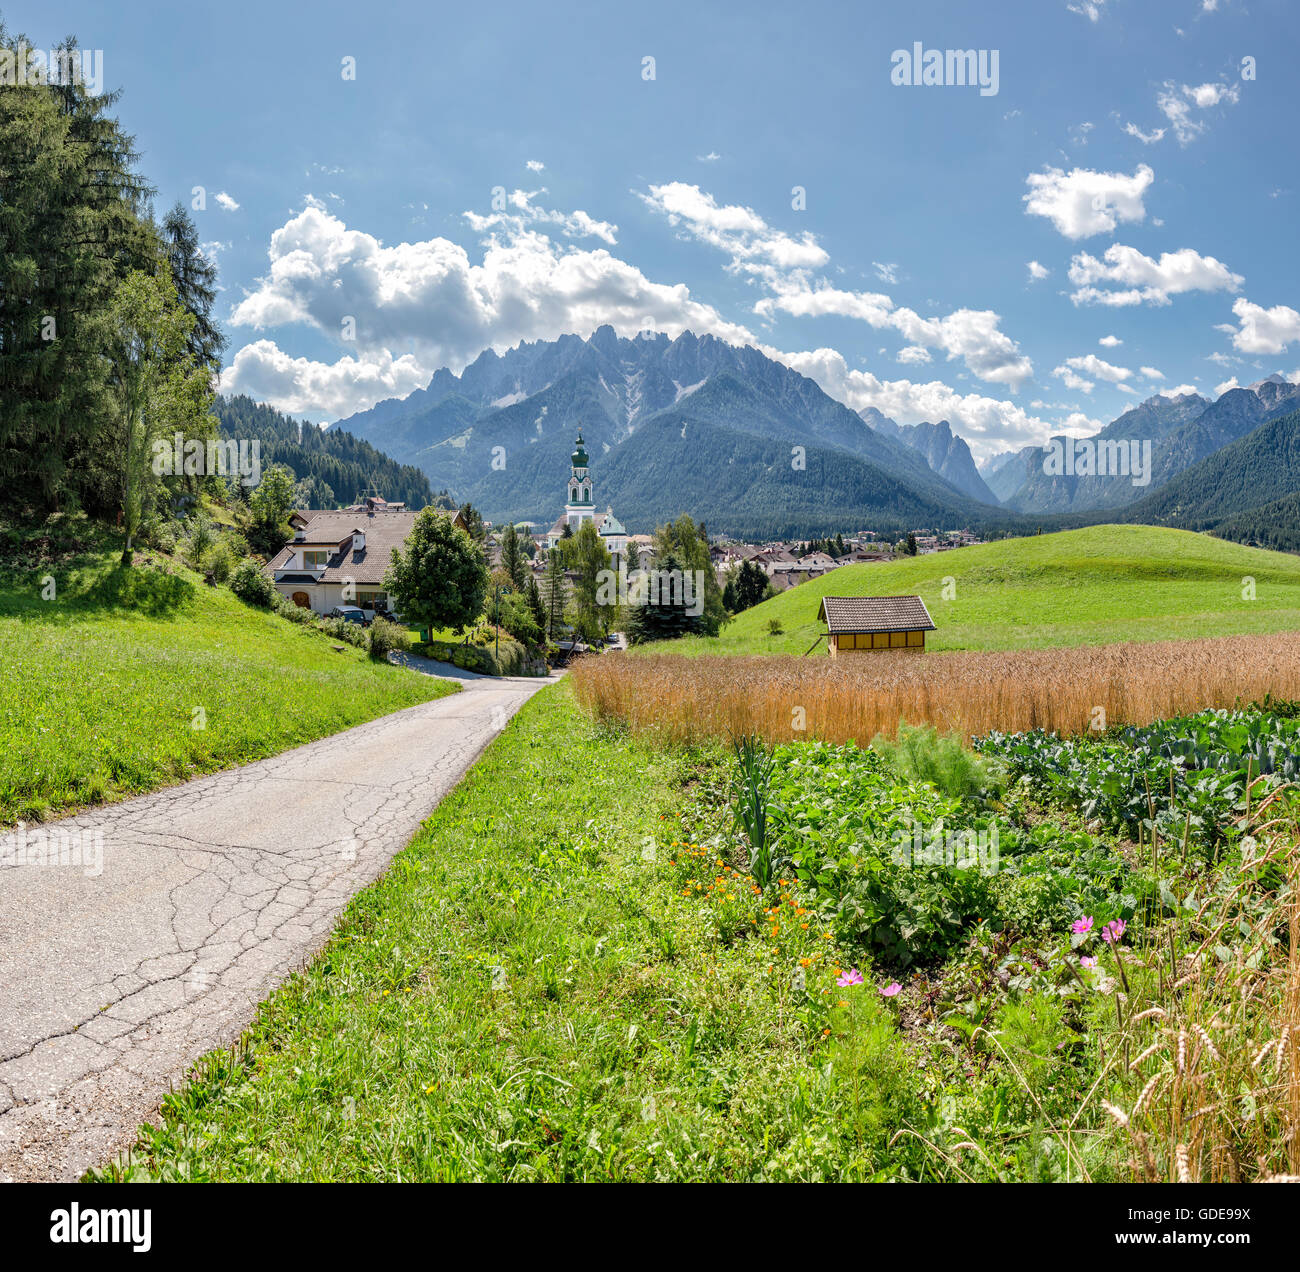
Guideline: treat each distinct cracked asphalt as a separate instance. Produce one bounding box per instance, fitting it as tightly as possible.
[0,672,557,1181]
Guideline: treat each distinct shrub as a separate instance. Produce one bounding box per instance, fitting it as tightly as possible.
[229,558,277,608]
[319,615,366,648]
[367,615,405,661]
[768,618,783,635]
[204,540,234,583]
[872,722,1002,801]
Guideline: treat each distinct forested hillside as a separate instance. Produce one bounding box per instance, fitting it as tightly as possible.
[216,395,437,509]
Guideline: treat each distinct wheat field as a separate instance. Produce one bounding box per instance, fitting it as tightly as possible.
[572,632,1300,744]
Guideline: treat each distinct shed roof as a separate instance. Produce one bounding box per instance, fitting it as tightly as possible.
[819,594,936,634]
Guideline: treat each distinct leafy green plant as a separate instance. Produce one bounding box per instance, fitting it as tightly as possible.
[873,722,1003,801]
[730,734,785,889]
[367,614,405,661]
[229,558,276,607]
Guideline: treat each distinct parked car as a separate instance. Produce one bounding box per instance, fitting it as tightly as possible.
[328,605,369,626]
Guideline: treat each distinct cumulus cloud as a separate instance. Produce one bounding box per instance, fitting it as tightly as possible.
[525,159,545,172]
[1099,334,1122,347]
[1156,80,1240,145]
[466,187,619,245]
[1227,298,1300,355]
[1053,354,1134,393]
[896,345,931,364]
[637,182,828,272]
[222,201,754,417]
[1023,164,1154,239]
[770,345,1048,459]
[214,191,240,212]
[1067,1,1106,20]
[1067,243,1243,306]
[1214,376,1239,395]
[1027,260,1050,280]
[873,261,900,285]
[642,182,1032,390]
[1140,366,1164,379]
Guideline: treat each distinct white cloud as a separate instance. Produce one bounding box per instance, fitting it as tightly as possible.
[1228,298,1300,355]
[1098,334,1122,347]
[1123,122,1166,144]
[526,159,545,172]
[1156,80,1240,145]
[1140,366,1164,379]
[1067,1,1106,20]
[1023,164,1154,239]
[1053,353,1134,393]
[873,261,900,285]
[896,345,931,364]
[466,187,619,245]
[223,342,431,419]
[1160,384,1200,397]
[697,151,721,163]
[1061,411,1104,434]
[771,345,1048,459]
[214,191,240,212]
[1027,260,1050,280]
[637,182,828,271]
[643,182,1032,390]
[1214,376,1239,395]
[223,201,754,418]
[1067,244,1243,306]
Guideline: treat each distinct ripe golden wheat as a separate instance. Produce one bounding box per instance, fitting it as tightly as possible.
[572,632,1300,744]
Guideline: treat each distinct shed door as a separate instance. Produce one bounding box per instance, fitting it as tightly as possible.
[291,591,311,608]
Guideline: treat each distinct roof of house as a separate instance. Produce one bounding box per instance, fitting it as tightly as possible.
[819,594,936,634]
[547,511,627,539]
[267,508,421,585]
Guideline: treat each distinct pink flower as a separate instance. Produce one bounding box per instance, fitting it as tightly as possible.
[881,982,902,997]
[1080,956,1097,968]
[1071,916,1094,935]
[1101,919,1127,945]
[836,968,864,987]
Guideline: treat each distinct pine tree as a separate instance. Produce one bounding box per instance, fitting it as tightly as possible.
[501,521,528,589]
[161,202,224,369]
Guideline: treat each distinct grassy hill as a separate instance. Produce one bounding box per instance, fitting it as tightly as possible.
[641,525,1300,657]
[0,518,453,824]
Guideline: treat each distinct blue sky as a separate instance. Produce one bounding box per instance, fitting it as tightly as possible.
[10,0,1300,456]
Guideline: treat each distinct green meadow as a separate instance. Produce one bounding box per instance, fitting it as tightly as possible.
[650,525,1300,657]
[0,536,453,825]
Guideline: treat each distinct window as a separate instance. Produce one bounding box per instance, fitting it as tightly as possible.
[357,591,387,607]
[303,550,329,568]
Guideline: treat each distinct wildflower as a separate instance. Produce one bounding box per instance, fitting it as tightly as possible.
[1080,956,1097,968]
[881,982,901,997]
[799,957,811,968]
[1101,919,1127,945]
[1071,916,1094,935]
[836,968,864,987]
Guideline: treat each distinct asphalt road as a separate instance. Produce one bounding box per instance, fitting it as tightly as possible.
[0,672,556,1181]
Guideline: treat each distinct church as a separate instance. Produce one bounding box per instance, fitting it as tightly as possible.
[545,430,628,565]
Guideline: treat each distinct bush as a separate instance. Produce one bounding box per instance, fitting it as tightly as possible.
[204,540,234,583]
[319,616,367,648]
[229,558,277,608]
[872,722,1003,801]
[367,615,405,661]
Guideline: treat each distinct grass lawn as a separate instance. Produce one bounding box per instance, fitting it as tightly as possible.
[646,525,1300,657]
[90,684,922,1182]
[0,541,454,824]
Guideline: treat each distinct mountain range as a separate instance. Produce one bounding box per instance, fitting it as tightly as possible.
[329,327,1003,538]
[320,327,1300,546]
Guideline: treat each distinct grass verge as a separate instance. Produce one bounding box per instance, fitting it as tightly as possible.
[0,532,453,824]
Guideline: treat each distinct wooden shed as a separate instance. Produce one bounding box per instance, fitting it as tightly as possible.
[819,594,936,655]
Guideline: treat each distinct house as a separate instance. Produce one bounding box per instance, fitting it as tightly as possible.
[819,594,936,655]
[271,508,424,617]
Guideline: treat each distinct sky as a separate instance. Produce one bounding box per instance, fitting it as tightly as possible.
[9,0,1300,458]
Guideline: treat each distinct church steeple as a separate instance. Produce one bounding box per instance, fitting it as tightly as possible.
[566,429,592,512]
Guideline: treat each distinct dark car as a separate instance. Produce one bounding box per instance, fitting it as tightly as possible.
[328,605,369,626]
